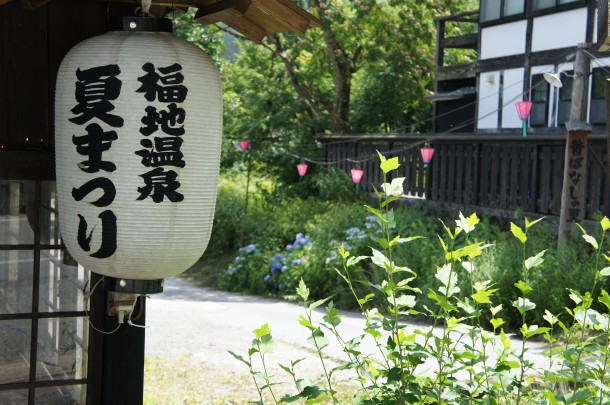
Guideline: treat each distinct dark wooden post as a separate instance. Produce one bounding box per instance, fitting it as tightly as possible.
[87,273,146,405]
[558,44,591,246]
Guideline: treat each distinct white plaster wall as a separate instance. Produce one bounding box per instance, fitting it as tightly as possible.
[501,68,525,128]
[478,71,500,129]
[480,20,527,60]
[532,8,588,52]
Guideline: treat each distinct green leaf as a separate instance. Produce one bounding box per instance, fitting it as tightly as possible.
[510,222,527,243]
[599,289,610,312]
[455,212,479,234]
[472,288,497,305]
[380,194,401,209]
[582,234,599,250]
[437,235,448,254]
[309,296,332,312]
[370,248,390,269]
[600,267,610,277]
[253,323,271,339]
[396,236,424,244]
[338,244,349,259]
[228,350,251,367]
[365,205,386,225]
[490,318,504,330]
[299,315,314,330]
[297,278,309,302]
[381,177,405,197]
[512,297,536,314]
[525,217,545,229]
[602,216,610,231]
[378,152,400,173]
[346,255,367,267]
[514,280,533,295]
[392,294,416,309]
[428,289,457,312]
[543,309,557,326]
[384,209,396,230]
[520,323,550,338]
[439,218,454,240]
[323,302,342,327]
[307,329,329,350]
[435,264,460,297]
[525,250,546,270]
[358,293,375,306]
[445,242,485,261]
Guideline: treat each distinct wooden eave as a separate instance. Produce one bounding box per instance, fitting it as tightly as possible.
[1,0,321,42]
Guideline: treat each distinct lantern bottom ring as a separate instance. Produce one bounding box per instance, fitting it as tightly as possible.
[103,276,164,294]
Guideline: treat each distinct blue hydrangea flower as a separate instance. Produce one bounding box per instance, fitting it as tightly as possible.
[286,244,294,251]
[264,274,271,282]
[231,267,238,274]
[281,265,288,272]
[235,256,242,263]
[291,259,302,266]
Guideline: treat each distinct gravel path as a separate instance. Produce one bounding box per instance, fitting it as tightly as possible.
[143,277,551,403]
[145,277,368,374]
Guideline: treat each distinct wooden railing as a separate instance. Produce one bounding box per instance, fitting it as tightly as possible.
[319,134,610,219]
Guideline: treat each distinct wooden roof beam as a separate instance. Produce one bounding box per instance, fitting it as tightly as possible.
[250,0,309,34]
[194,0,252,23]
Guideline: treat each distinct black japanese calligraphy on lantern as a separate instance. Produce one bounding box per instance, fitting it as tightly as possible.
[136,137,185,168]
[137,167,184,203]
[77,210,117,259]
[136,63,187,103]
[135,62,187,203]
[70,65,124,128]
[72,123,118,173]
[69,64,122,259]
[139,104,185,136]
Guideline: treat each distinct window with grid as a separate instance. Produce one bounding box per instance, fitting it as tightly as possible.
[532,0,585,12]
[530,74,550,126]
[480,0,526,22]
[557,71,574,125]
[0,179,90,405]
[590,67,610,125]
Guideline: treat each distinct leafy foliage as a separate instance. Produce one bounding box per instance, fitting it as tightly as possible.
[229,154,610,404]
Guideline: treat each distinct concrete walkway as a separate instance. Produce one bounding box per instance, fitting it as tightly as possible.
[145,277,551,381]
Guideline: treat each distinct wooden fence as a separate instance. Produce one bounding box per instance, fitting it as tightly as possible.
[319,134,610,220]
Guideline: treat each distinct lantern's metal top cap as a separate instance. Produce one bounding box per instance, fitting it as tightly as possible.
[110,16,173,33]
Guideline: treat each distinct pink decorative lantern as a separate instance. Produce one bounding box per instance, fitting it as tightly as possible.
[239,140,250,158]
[420,147,435,168]
[515,101,533,137]
[351,168,364,195]
[297,163,308,177]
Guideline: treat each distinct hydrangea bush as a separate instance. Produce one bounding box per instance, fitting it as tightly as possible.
[230,153,610,404]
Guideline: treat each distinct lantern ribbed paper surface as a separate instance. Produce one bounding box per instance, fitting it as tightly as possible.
[55,30,222,280]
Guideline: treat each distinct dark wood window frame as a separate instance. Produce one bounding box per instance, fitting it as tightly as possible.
[0,152,89,404]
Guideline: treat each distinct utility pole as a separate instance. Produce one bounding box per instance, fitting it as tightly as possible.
[558,43,592,248]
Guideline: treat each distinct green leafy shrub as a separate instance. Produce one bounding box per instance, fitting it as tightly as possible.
[230,153,610,404]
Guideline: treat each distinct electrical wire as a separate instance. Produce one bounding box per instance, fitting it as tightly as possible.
[83,276,123,335]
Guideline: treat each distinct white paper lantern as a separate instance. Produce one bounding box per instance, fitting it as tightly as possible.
[54,18,222,281]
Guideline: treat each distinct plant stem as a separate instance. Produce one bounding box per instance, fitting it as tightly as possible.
[257,341,279,405]
[572,229,606,399]
[516,223,528,405]
[380,171,407,401]
[305,307,336,401]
